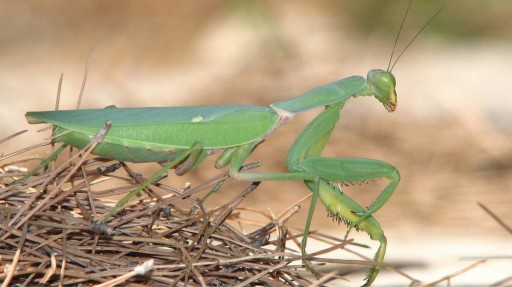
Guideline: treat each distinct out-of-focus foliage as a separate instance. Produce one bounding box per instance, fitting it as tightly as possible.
[341,0,512,41]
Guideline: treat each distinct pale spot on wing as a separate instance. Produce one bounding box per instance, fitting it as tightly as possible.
[192,116,204,122]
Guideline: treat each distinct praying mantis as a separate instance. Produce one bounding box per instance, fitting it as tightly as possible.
[26,71,395,287]
[22,2,441,286]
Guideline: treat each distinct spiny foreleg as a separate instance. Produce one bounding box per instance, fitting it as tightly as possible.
[306,179,387,287]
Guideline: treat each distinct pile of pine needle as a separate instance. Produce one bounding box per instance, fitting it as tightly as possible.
[2,130,500,286]
[0,133,371,287]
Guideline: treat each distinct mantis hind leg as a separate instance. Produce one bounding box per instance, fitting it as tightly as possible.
[9,144,69,185]
[102,141,204,222]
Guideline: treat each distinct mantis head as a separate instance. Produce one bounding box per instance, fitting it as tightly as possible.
[366,69,397,112]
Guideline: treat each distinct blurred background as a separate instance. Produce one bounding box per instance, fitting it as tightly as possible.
[1,0,511,285]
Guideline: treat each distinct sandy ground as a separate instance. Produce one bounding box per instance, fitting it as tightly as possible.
[1,2,511,286]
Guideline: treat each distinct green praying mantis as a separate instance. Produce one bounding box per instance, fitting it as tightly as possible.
[21,2,441,286]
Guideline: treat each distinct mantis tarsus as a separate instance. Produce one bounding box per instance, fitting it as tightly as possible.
[21,2,442,285]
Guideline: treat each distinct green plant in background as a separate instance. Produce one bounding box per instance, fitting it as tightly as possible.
[342,0,511,41]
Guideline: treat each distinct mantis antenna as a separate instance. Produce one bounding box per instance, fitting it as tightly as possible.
[387,1,445,72]
[386,0,413,72]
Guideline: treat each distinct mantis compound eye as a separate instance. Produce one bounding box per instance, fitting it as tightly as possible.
[367,69,398,112]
